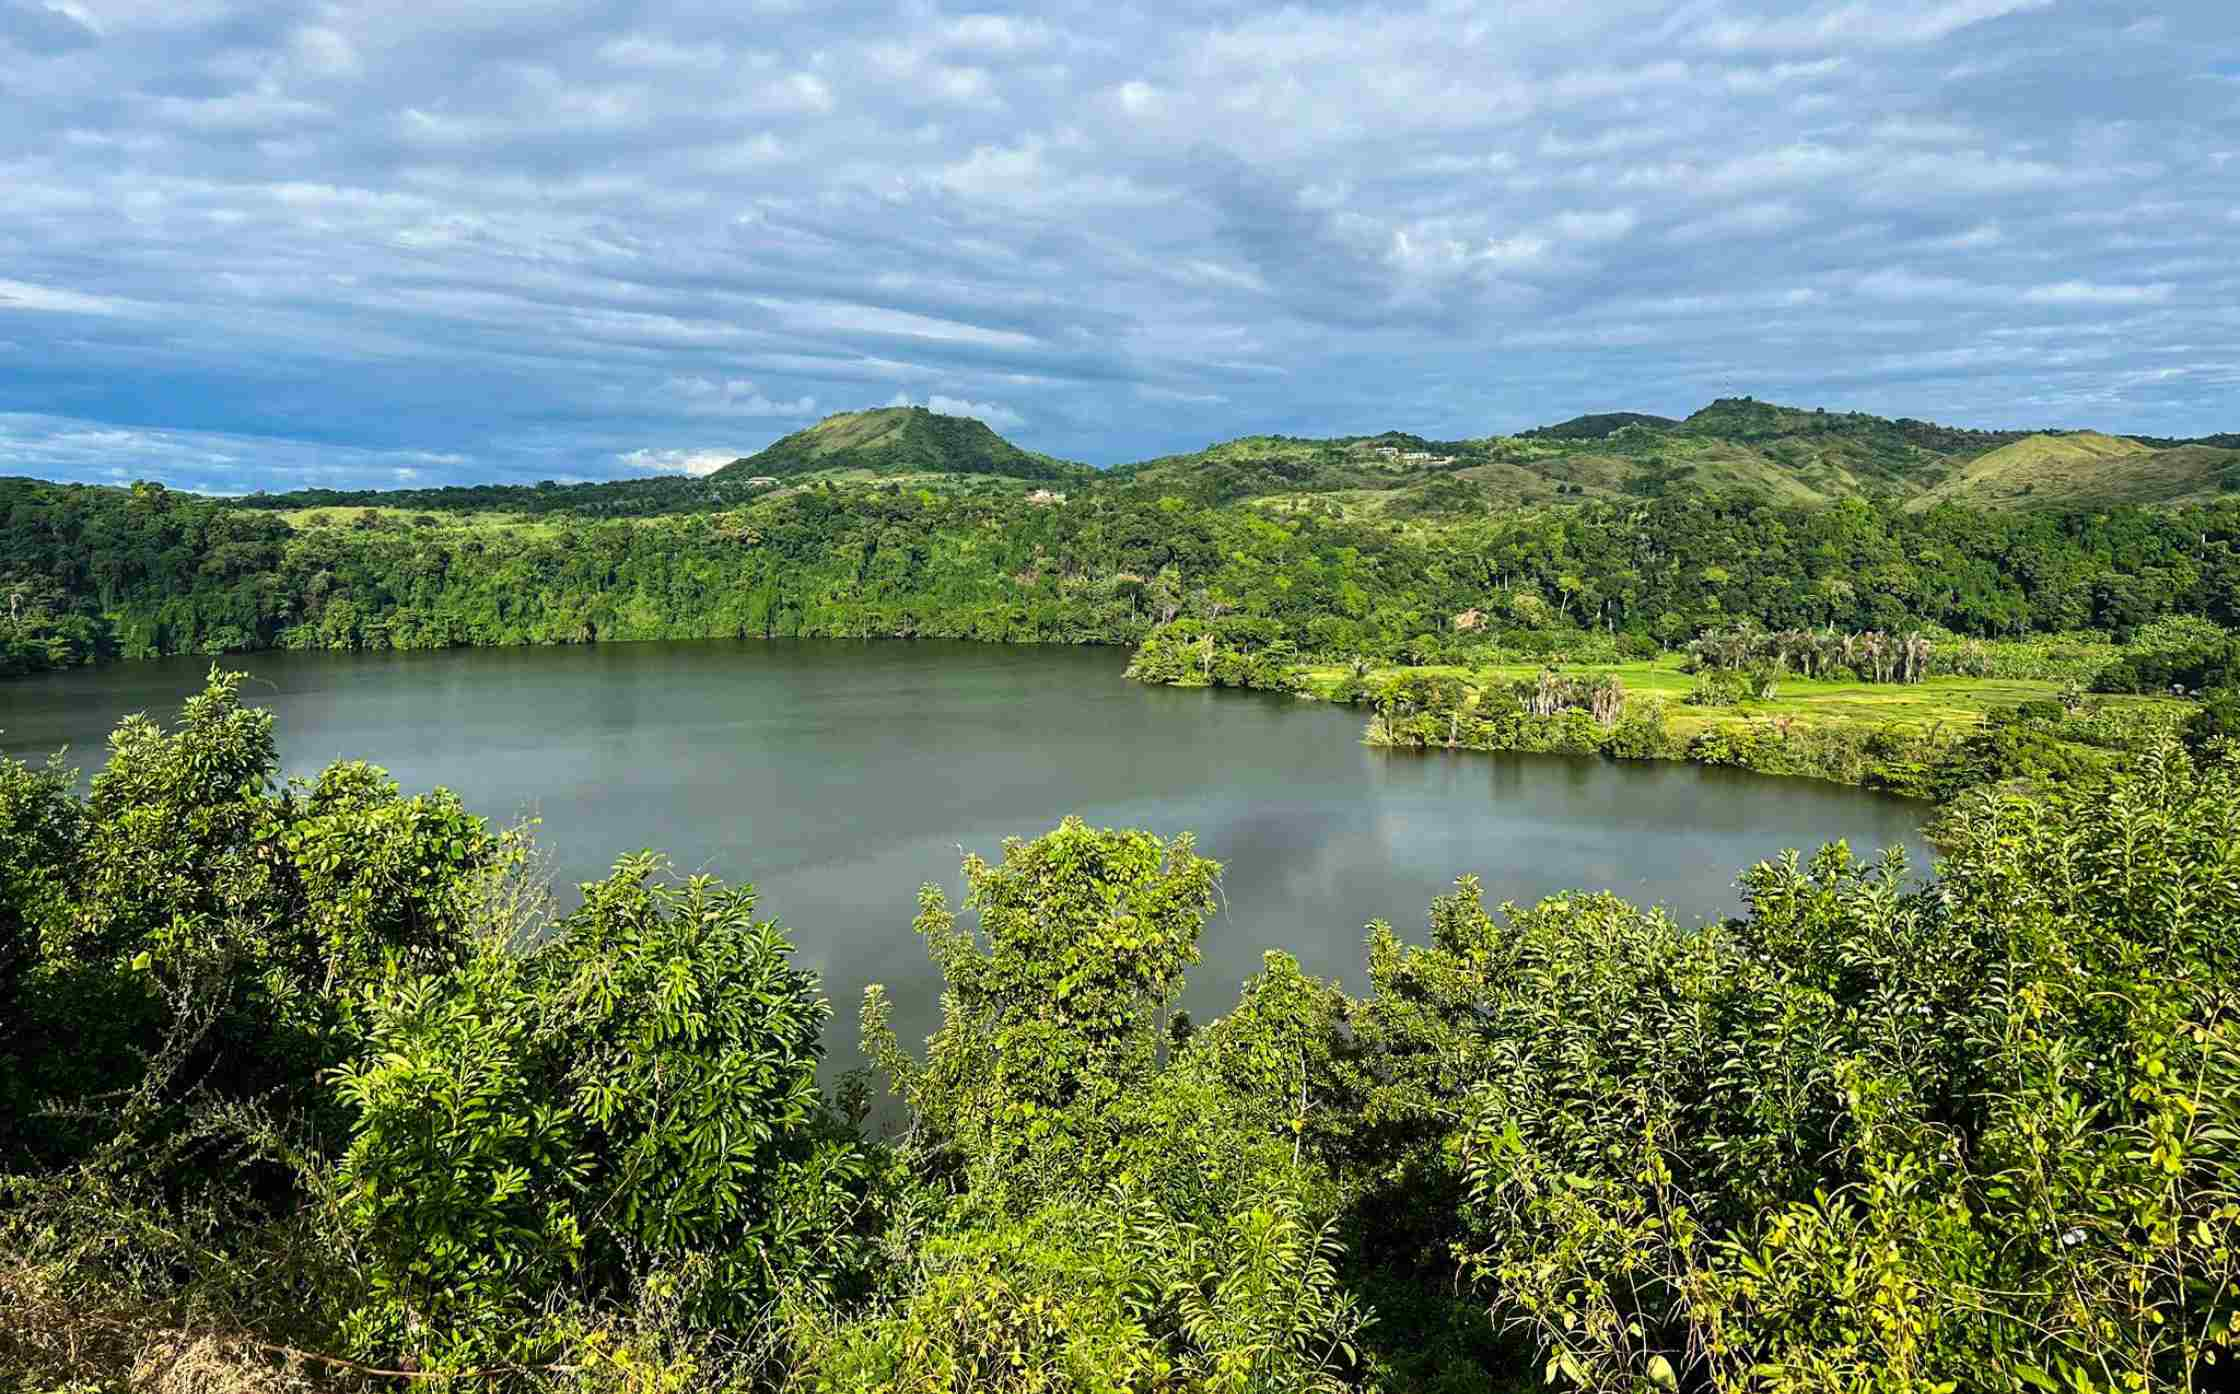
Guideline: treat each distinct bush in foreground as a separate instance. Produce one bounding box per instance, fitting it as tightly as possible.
[5,674,2240,1392]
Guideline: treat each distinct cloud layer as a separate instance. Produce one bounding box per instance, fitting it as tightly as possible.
[2,0,2235,489]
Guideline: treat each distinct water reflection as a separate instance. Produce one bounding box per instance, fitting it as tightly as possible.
[3,639,1928,1063]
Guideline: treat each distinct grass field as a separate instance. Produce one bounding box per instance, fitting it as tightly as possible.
[1294,654,2183,738]
[276,505,571,538]
[1912,432,2240,511]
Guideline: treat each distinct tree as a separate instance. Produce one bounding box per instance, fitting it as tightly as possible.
[331,857,869,1369]
[864,817,1221,1187]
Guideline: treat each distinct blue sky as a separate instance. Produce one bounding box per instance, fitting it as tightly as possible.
[2,0,2236,491]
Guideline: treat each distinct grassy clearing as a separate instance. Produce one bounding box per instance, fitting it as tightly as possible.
[1913,432,2240,511]
[1295,654,2184,739]
[277,505,569,538]
[766,467,1046,493]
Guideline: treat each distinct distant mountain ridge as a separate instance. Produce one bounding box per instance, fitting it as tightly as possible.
[926,393,2236,513]
[711,406,1090,484]
[1121,395,2240,514]
[222,396,2237,518]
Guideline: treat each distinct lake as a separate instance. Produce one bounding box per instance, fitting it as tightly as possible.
[2,639,1928,1058]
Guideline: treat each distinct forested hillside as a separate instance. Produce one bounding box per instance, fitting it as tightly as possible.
[4,472,2240,685]
[6,467,2239,684]
[1093,397,2240,512]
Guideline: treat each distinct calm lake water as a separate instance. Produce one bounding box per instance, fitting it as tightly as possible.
[3,640,1928,1058]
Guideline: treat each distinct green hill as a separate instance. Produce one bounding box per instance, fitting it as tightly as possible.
[1910,432,2240,511]
[229,398,2240,522]
[1517,411,1679,440]
[1112,397,2239,514]
[711,407,1089,484]
[1104,432,1489,503]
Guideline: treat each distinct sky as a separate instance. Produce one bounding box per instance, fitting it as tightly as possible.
[1,0,2236,492]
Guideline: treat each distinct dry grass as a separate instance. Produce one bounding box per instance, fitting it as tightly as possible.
[0,1264,321,1394]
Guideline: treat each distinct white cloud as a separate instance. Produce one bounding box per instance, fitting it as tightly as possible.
[0,0,2235,475]
[938,15,1051,54]
[734,72,833,116]
[619,447,737,476]
[1693,0,2055,53]
[599,34,728,70]
[886,391,1026,430]
[2022,281,2176,306]
[1550,208,1638,242]
[929,394,1022,428]
[1854,267,1979,301]
[290,26,360,77]
[761,300,1040,351]
[0,277,129,315]
[1135,385,1228,404]
[0,412,486,493]
[664,377,818,417]
[1116,79,1159,114]
[1670,201,1804,240]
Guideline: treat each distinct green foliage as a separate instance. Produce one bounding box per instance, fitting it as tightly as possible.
[792,1186,1367,1394]
[2,671,503,1167]
[2189,688,2240,753]
[1689,623,1942,684]
[1518,412,1681,441]
[2092,617,2239,695]
[1,575,111,675]
[0,750,79,1013]
[10,435,2240,684]
[1605,699,1678,760]
[836,828,1369,1392]
[9,666,2240,1394]
[0,674,865,1386]
[864,817,1220,1185]
[1346,739,2240,1392]
[790,1207,1179,1392]
[331,859,865,1369]
[328,948,579,1367]
[1685,668,1750,707]
[1126,620,1303,692]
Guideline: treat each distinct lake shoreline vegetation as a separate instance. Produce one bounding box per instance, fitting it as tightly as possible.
[8,401,2240,804]
[10,396,2240,1391]
[1121,617,2223,801]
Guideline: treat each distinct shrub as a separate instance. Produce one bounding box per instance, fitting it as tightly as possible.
[1359,740,2240,1393]
[2093,636,2240,695]
[2187,687,2240,753]
[839,828,1366,1392]
[1746,659,1782,700]
[331,858,870,1369]
[1606,699,1676,760]
[1684,669,1751,707]
[3,671,501,1168]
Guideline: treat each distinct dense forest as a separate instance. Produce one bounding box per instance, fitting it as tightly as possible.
[6,671,2239,1392]
[6,473,2240,683]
